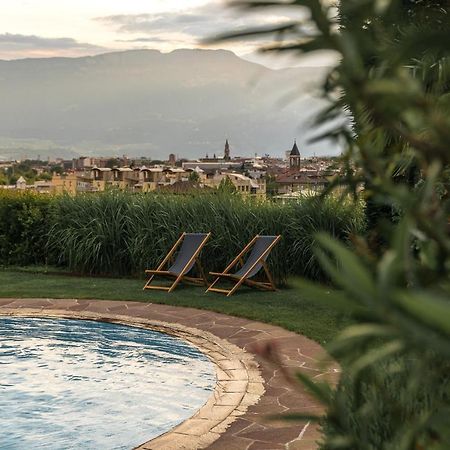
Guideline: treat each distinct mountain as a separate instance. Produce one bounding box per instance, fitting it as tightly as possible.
[0,49,335,160]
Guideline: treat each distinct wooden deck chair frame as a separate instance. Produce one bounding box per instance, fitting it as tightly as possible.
[207,235,281,297]
[143,232,211,293]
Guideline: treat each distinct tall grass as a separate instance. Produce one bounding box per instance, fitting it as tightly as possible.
[48,192,132,275]
[48,191,365,283]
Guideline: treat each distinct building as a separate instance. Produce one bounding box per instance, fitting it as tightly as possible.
[91,167,112,191]
[182,161,242,172]
[52,173,94,194]
[224,140,231,161]
[134,167,165,192]
[16,176,27,190]
[110,167,136,190]
[211,172,266,198]
[289,140,301,170]
[275,171,328,195]
[168,154,177,166]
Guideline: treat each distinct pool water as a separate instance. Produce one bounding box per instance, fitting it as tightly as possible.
[0,317,216,450]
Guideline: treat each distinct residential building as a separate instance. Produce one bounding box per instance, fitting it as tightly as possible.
[211,172,266,198]
[275,171,329,195]
[52,173,94,194]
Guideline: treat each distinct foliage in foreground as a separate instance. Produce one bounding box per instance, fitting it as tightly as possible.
[218,0,450,448]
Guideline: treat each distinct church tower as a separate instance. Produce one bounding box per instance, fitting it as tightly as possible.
[289,140,301,170]
[224,139,231,161]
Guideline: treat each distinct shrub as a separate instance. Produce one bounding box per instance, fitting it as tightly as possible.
[0,190,52,266]
[220,0,450,448]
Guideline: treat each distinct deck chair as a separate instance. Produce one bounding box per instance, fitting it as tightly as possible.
[143,232,211,292]
[207,235,281,297]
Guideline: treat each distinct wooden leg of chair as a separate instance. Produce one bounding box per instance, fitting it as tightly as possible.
[168,274,184,293]
[196,259,208,286]
[206,277,221,293]
[226,277,246,297]
[262,262,276,290]
[143,275,155,290]
[243,279,274,291]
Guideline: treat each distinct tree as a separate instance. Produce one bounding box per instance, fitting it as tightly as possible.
[217,1,450,448]
[265,174,279,197]
[105,158,120,169]
[218,176,237,194]
[188,171,200,183]
[49,165,63,175]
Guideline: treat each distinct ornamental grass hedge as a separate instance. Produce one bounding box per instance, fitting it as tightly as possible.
[0,190,365,283]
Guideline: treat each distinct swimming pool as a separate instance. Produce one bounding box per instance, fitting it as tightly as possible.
[0,317,216,450]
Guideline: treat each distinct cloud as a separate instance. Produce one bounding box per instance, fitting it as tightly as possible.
[95,4,305,48]
[95,3,330,69]
[0,33,106,59]
[116,37,171,44]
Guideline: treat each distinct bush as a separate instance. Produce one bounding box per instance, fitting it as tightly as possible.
[0,190,52,266]
[323,357,450,449]
[221,0,450,448]
[44,190,365,282]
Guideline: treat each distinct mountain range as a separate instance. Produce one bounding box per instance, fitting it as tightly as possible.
[0,49,334,160]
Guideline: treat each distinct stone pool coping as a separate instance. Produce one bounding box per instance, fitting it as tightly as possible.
[0,298,339,449]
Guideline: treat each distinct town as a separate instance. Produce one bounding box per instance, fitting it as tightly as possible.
[0,140,339,199]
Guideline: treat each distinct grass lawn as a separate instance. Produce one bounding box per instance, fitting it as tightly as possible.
[0,268,351,345]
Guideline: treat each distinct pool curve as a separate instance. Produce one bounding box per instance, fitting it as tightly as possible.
[0,309,265,450]
[1,316,216,449]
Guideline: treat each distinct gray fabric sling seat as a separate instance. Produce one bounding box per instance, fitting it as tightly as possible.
[207,235,281,297]
[143,232,210,292]
[168,233,209,275]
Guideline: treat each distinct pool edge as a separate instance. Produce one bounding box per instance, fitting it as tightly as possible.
[0,308,265,450]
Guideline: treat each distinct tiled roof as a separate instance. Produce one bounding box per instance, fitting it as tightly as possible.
[276,172,328,184]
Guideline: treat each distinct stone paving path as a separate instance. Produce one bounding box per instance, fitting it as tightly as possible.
[0,298,339,450]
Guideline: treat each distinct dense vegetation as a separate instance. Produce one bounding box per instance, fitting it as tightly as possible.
[0,190,365,283]
[0,190,52,265]
[221,0,450,448]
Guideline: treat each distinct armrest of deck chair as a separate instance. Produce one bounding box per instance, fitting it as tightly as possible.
[145,270,174,275]
[209,272,240,279]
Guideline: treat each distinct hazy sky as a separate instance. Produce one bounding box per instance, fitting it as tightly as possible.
[0,0,335,67]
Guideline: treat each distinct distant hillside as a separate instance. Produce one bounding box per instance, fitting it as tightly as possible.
[0,49,335,160]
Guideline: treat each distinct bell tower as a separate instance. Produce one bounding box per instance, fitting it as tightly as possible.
[224,139,231,161]
[289,140,301,170]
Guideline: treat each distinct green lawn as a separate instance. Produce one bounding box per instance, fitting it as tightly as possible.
[0,268,350,344]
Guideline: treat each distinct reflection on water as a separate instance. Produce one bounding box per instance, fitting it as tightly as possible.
[0,317,215,450]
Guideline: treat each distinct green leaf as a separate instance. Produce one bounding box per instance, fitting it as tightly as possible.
[350,340,405,374]
[337,323,397,342]
[394,290,450,337]
[327,324,398,358]
[315,233,377,303]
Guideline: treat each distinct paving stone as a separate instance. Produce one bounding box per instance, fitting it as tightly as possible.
[248,441,285,449]
[239,425,303,444]
[0,299,333,450]
[175,418,220,436]
[222,380,248,393]
[208,435,253,450]
[214,392,245,406]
